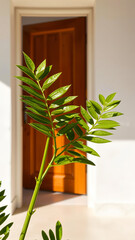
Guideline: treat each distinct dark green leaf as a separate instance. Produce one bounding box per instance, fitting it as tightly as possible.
[99,94,106,105]
[74,125,83,136]
[21,99,46,111]
[39,65,52,80]
[0,196,5,202]
[67,150,84,157]
[54,113,79,123]
[90,130,113,136]
[27,107,48,118]
[55,121,66,129]
[55,155,95,166]
[66,129,75,141]
[51,105,78,116]
[0,206,7,213]
[16,76,40,90]
[50,96,77,109]
[82,136,111,143]
[49,229,55,240]
[95,120,120,129]
[29,123,51,132]
[16,65,36,80]
[0,223,13,235]
[72,141,100,157]
[75,116,89,131]
[20,85,44,100]
[42,230,49,240]
[86,101,99,120]
[36,60,46,78]
[81,106,94,125]
[106,93,116,103]
[26,112,50,124]
[42,73,62,90]
[23,52,35,72]
[47,85,71,101]
[101,112,123,118]
[0,190,5,197]
[0,214,9,225]
[21,95,46,108]
[57,123,77,136]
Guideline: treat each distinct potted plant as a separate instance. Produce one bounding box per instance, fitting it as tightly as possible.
[0,52,122,239]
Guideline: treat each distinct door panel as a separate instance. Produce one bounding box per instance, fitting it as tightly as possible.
[23,17,86,194]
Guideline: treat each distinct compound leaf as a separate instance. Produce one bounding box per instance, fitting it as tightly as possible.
[42,73,62,90]
[47,85,71,101]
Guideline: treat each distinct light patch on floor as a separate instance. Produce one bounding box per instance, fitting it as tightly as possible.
[8,190,135,240]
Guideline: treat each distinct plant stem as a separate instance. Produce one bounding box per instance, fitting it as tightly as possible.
[19,137,50,240]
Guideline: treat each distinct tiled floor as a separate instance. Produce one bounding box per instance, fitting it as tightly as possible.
[8,190,135,240]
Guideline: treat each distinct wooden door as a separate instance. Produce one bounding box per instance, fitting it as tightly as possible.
[23,17,86,194]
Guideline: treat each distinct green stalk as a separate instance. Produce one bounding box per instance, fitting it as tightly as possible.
[19,137,50,240]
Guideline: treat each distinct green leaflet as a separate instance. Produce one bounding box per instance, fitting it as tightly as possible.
[27,107,48,118]
[82,136,111,143]
[104,100,121,111]
[90,100,102,114]
[20,85,44,100]
[95,120,120,129]
[81,106,94,125]
[23,52,35,72]
[0,213,9,225]
[72,141,100,157]
[47,85,71,101]
[42,230,49,240]
[51,105,78,116]
[39,65,52,80]
[86,101,99,120]
[57,123,77,136]
[101,112,123,118]
[49,229,55,240]
[42,72,62,90]
[16,65,36,80]
[26,112,50,124]
[74,125,83,136]
[21,95,46,108]
[0,223,13,235]
[106,93,116,103]
[21,99,47,113]
[55,155,95,166]
[90,130,113,136]
[0,206,7,213]
[67,150,84,157]
[53,113,79,123]
[56,221,62,240]
[66,129,75,141]
[36,60,46,78]
[16,76,40,90]
[29,123,52,137]
[99,94,106,105]
[50,96,77,109]
[75,116,89,131]
[55,121,66,129]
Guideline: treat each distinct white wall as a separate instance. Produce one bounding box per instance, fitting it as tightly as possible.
[88,0,135,213]
[0,0,11,210]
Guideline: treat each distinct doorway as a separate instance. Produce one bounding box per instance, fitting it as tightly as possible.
[22,17,87,194]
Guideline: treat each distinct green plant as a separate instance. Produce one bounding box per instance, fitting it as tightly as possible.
[42,221,62,240]
[15,52,122,240]
[0,181,13,240]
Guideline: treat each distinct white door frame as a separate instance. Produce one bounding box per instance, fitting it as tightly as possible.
[11,0,95,212]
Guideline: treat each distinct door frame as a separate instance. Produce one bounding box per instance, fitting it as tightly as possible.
[11,0,95,212]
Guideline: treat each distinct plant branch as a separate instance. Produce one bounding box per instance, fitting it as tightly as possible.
[19,137,50,240]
